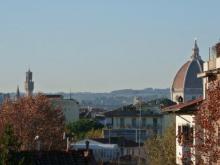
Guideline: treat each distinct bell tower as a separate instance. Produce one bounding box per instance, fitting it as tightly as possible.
[24,69,34,96]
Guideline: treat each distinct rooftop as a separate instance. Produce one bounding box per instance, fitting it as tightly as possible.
[104,104,162,117]
[162,97,203,113]
[91,137,142,148]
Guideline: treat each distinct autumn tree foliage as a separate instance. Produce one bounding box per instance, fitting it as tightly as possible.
[144,125,176,165]
[0,94,65,151]
[195,81,220,164]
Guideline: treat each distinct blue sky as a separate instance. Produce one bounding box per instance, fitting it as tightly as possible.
[0,1,219,93]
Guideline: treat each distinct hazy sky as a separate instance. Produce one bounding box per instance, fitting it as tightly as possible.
[0,0,219,93]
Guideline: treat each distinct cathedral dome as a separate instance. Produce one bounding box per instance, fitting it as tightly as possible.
[171,40,203,103]
[172,59,203,90]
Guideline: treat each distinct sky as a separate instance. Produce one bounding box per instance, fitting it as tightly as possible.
[0,0,219,93]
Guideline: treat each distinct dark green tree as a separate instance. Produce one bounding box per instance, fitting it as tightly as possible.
[0,124,21,165]
[66,119,104,140]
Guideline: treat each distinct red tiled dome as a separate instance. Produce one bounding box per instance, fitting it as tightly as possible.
[172,59,203,90]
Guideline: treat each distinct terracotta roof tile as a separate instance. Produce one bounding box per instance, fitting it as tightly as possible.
[162,97,203,112]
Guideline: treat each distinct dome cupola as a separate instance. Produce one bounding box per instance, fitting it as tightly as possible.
[171,40,203,103]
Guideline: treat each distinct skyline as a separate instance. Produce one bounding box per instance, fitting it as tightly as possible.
[0,1,220,93]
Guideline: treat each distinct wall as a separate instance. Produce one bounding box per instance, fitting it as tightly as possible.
[162,113,175,134]
[176,114,195,165]
[51,99,80,123]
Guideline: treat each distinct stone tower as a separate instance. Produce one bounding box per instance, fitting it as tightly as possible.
[24,69,34,96]
[16,85,20,99]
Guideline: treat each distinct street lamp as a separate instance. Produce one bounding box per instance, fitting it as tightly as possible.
[63,132,74,151]
[138,101,142,165]
[34,135,41,151]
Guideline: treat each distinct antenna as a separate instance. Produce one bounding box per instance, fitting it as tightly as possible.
[27,64,30,71]
[209,47,210,60]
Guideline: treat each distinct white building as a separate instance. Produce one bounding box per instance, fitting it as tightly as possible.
[163,98,203,165]
[46,95,80,123]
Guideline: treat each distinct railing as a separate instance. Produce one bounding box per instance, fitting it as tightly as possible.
[105,125,162,130]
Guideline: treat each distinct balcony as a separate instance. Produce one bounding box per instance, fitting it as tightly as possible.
[200,42,220,74]
[103,128,150,143]
[198,57,220,79]
[109,124,161,130]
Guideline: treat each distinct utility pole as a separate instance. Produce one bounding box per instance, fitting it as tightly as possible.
[138,102,142,165]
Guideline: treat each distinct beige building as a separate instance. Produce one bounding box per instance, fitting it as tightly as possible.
[46,95,80,123]
[198,42,220,97]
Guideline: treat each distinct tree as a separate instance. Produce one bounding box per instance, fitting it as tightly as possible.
[195,81,220,164]
[85,129,103,139]
[0,94,65,151]
[66,119,104,140]
[144,125,176,165]
[0,124,21,165]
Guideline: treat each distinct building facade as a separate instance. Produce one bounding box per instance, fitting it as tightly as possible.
[46,95,80,123]
[197,41,220,164]
[104,103,163,143]
[163,98,203,165]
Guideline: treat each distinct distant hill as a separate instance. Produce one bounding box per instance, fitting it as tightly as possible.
[110,88,169,96]
[62,88,170,110]
[5,88,170,110]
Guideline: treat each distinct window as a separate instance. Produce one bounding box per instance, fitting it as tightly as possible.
[182,125,190,140]
[132,118,136,128]
[120,118,125,128]
[142,118,146,127]
[177,96,183,103]
[177,126,182,144]
[178,125,193,145]
[153,118,158,134]
[192,96,196,100]
[116,118,119,127]
[153,118,158,127]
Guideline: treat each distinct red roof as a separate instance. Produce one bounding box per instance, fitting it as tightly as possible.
[162,97,203,113]
[172,61,191,89]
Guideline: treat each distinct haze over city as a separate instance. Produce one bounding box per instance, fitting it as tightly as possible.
[0,0,219,93]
